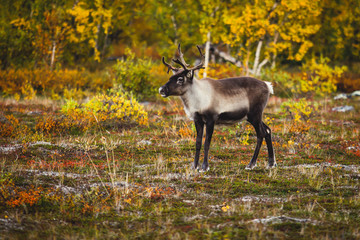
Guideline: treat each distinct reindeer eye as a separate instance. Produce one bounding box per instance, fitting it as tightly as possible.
[177,77,184,85]
[186,72,192,78]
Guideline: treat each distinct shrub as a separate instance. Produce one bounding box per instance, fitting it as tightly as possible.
[0,174,44,208]
[281,98,316,122]
[261,70,299,98]
[262,57,347,97]
[83,91,149,126]
[280,98,318,134]
[337,73,360,92]
[301,57,347,96]
[198,63,243,80]
[113,48,157,101]
[149,63,170,94]
[61,90,148,131]
[0,68,113,100]
[0,114,31,140]
[35,115,65,135]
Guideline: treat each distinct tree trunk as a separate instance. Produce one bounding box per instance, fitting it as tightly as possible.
[245,45,251,76]
[271,32,279,69]
[203,31,211,78]
[171,14,178,58]
[95,15,103,52]
[170,3,179,58]
[255,58,269,76]
[50,40,56,71]
[252,40,263,76]
[102,32,108,56]
[216,50,242,67]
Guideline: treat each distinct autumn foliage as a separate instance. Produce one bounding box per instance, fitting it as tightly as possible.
[0,68,112,100]
[0,0,358,100]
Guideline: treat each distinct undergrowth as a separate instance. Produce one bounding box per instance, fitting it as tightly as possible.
[0,95,359,239]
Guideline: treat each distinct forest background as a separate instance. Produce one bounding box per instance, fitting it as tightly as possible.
[0,0,359,101]
[1,1,360,238]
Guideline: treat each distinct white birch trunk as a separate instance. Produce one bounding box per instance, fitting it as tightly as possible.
[271,32,279,69]
[255,58,269,76]
[50,40,56,70]
[203,31,211,78]
[252,40,263,76]
[218,51,242,67]
[171,16,178,58]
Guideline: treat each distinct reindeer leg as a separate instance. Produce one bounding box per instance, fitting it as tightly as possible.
[202,118,215,172]
[194,114,204,170]
[262,122,276,168]
[246,119,264,170]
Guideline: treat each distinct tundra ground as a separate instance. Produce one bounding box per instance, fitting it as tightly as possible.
[0,96,359,239]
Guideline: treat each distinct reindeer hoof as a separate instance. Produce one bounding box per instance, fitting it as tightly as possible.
[245,164,256,170]
[267,162,278,169]
[199,166,210,172]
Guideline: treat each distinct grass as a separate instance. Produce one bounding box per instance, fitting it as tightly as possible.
[0,96,359,239]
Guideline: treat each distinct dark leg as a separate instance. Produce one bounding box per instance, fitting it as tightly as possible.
[194,114,204,170]
[262,122,276,168]
[246,119,265,170]
[202,119,215,171]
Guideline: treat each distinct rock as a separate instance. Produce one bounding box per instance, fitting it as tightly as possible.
[334,91,360,100]
[351,90,360,97]
[332,105,354,112]
[0,145,22,154]
[138,140,152,145]
[27,111,42,115]
[248,216,318,225]
[334,93,348,100]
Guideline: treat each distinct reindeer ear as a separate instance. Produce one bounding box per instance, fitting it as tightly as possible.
[186,71,192,79]
[184,71,193,83]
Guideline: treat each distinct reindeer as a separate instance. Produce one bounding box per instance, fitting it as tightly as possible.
[159,44,276,171]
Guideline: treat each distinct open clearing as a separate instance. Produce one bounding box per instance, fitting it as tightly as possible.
[0,97,359,239]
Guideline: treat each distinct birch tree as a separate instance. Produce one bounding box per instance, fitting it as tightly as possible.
[221,0,322,76]
[10,5,71,69]
[68,0,112,62]
[197,0,224,78]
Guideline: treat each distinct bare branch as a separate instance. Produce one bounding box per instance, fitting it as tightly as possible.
[255,58,269,76]
[218,51,242,67]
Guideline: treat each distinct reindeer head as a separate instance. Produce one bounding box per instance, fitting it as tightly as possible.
[159,44,204,97]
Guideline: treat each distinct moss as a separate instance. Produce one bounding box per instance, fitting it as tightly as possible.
[272,222,303,233]
[0,97,360,239]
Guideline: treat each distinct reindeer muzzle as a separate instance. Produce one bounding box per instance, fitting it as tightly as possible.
[159,85,169,98]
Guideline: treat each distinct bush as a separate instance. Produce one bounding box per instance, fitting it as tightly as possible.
[262,57,347,97]
[113,48,157,101]
[198,63,243,80]
[61,90,148,131]
[280,98,318,134]
[0,68,113,100]
[261,70,299,98]
[337,73,360,92]
[301,57,347,96]
[0,114,30,139]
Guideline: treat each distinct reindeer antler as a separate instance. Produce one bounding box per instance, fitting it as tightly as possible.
[172,43,190,70]
[176,44,190,67]
[162,56,179,73]
[162,44,205,73]
[189,45,205,71]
